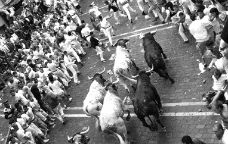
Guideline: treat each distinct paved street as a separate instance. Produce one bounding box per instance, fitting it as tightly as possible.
[0,0,225,144]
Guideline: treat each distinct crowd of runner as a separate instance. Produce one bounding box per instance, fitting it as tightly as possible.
[0,0,227,143]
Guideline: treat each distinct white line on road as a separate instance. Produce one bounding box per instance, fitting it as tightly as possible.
[127,25,175,39]
[0,102,206,114]
[0,111,219,118]
[66,102,206,111]
[100,23,171,41]
[63,112,218,118]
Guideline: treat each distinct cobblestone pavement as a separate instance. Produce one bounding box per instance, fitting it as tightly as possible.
[0,0,225,144]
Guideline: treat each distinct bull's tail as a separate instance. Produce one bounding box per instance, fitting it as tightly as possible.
[95,116,101,131]
[83,105,102,131]
[113,132,127,144]
[82,104,92,116]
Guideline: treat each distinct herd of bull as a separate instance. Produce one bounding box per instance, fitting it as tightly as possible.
[69,31,175,144]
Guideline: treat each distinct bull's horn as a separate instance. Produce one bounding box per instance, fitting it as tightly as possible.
[150,29,157,35]
[131,74,139,78]
[146,65,154,73]
[80,126,90,134]
[112,79,119,84]
[139,33,144,39]
[98,67,106,74]
[88,76,93,80]
[67,136,72,141]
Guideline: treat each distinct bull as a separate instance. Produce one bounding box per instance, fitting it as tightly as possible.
[83,67,106,125]
[99,83,131,144]
[132,70,166,131]
[67,126,90,144]
[113,39,139,93]
[140,32,174,83]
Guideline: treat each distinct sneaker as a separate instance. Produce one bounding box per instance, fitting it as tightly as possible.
[154,17,159,21]
[74,81,80,84]
[43,139,49,143]
[50,118,55,121]
[145,15,150,20]
[77,72,81,76]
[62,120,66,125]
[142,11,146,15]
[50,123,56,128]
[183,40,189,43]
[101,60,106,62]
[130,19,133,23]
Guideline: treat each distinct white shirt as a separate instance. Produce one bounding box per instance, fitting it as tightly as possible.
[89,6,101,18]
[48,80,64,95]
[81,26,91,37]
[28,69,36,79]
[203,5,215,15]
[47,62,58,72]
[100,17,111,29]
[212,74,227,91]
[54,22,60,32]
[64,55,74,67]
[189,19,211,42]
[222,129,228,144]
[44,0,53,6]
[26,106,35,120]
[179,0,195,12]
[15,90,30,105]
[215,57,228,73]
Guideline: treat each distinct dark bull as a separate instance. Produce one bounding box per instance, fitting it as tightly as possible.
[132,70,166,131]
[140,31,174,83]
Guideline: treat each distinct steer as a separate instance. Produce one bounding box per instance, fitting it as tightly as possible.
[140,32,174,83]
[99,83,131,144]
[113,39,139,93]
[83,67,106,119]
[132,70,166,131]
[67,126,90,144]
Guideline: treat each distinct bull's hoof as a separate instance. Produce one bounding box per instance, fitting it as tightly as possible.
[163,54,167,59]
[159,109,164,114]
[161,127,167,132]
[170,79,175,84]
[126,115,131,121]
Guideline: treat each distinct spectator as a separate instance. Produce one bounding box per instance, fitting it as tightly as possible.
[117,0,136,23]
[189,14,215,67]
[219,17,228,51]
[104,0,126,25]
[212,69,228,91]
[98,15,114,46]
[172,11,192,43]
[145,0,165,23]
